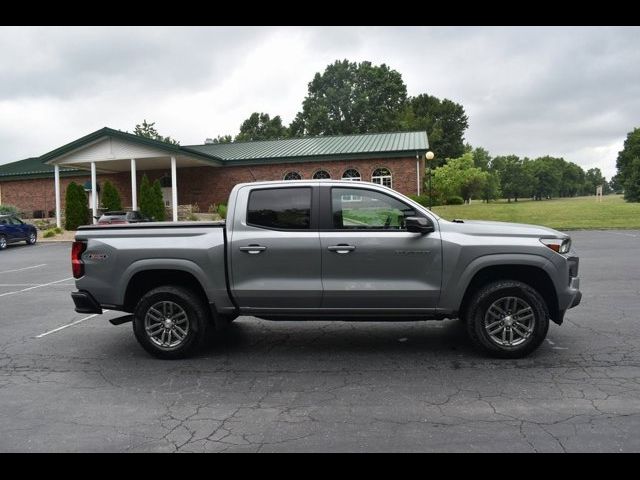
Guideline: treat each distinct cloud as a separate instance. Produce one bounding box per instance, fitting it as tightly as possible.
[1,26,638,180]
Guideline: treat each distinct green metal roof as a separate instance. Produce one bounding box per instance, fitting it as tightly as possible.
[0,129,428,181]
[0,157,86,180]
[186,131,428,164]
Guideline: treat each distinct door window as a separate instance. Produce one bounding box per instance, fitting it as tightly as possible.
[247,187,312,230]
[331,188,416,230]
[9,217,24,225]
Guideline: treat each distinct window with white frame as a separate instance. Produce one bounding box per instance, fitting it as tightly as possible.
[341,169,362,201]
[312,170,331,179]
[283,171,302,180]
[371,167,392,188]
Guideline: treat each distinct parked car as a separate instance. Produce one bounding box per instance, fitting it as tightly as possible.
[0,214,38,249]
[96,210,150,225]
[71,180,581,359]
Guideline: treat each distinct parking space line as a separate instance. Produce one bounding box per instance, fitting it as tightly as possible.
[36,310,110,338]
[0,277,73,297]
[0,263,47,274]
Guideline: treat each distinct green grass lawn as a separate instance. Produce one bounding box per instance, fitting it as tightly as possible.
[432,194,640,230]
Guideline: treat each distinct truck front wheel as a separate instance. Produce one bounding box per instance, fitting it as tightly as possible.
[465,280,549,358]
[133,285,211,359]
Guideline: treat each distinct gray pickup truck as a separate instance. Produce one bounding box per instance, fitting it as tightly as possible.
[71,180,581,359]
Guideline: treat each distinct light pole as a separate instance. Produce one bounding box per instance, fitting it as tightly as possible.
[425,150,435,210]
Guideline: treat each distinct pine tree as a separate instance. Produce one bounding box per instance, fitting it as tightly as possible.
[101,180,122,211]
[151,179,166,221]
[64,182,89,230]
[138,175,153,219]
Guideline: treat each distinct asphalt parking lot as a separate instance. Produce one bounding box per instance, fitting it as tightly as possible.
[0,231,639,452]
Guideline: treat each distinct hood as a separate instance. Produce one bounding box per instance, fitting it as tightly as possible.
[439,219,569,239]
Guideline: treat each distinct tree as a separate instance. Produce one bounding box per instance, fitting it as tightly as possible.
[583,168,607,196]
[623,157,640,202]
[471,146,492,171]
[401,94,469,163]
[100,180,122,211]
[151,179,166,221]
[432,153,488,203]
[210,135,233,144]
[235,112,289,141]
[615,128,640,202]
[138,175,153,220]
[482,171,502,203]
[610,174,624,194]
[291,59,407,136]
[527,156,563,200]
[491,155,533,202]
[134,119,180,145]
[64,182,89,230]
[560,161,585,197]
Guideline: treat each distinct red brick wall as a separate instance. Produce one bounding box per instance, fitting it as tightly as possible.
[0,156,420,215]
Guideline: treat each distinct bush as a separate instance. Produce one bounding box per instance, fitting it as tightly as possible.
[217,203,227,219]
[139,175,166,221]
[408,194,441,208]
[64,182,89,230]
[54,227,63,234]
[446,196,464,205]
[186,213,199,221]
[0,204,19,215]
[101,180,122,211]
[43,229,56,238]
[208,204,217,213]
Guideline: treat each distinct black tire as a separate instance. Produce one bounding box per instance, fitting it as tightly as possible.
[133,285,212,359]
[26,232,37,245]
[0,235,6,250]
[465,280,549,359]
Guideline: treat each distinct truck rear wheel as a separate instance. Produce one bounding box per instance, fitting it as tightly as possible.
[465,280,549,358]
[133,285,211,359]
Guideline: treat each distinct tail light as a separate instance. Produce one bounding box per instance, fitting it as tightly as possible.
[72,241,87,278]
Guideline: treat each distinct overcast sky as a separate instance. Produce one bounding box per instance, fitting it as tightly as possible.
[1,26,638,179]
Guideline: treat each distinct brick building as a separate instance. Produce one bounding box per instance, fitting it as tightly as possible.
[0,127,429,225]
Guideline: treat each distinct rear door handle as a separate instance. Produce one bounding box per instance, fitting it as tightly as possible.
[327,244,356,254]
[239,245,267,254]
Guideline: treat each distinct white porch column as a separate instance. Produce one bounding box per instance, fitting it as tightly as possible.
[171,156,178,222]
[130,158,137,211]
[54,165,61,228]
[91,161,97,224]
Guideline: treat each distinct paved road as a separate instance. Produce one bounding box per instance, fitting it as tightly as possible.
[0,231,639,452]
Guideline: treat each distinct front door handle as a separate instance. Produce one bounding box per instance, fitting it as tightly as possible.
[239,245,267,254]
[327,244,356,254]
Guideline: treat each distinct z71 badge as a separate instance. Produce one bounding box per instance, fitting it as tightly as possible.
[87,253,108,260]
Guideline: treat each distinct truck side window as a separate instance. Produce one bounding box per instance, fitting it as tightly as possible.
[247,187,312,230]
[331,188,416,230]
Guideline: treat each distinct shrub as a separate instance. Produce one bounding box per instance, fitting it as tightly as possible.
[217,203,227,219]
[0,204,19,215]
[54,227,63,234]
[408,194,441,208]
[192,202,200,213]
[446,196,464,205]
[43,229,56,238]
[208,204,217,213]
[186,213,199,221]
[64,182,89,230]
[151,180,166,221]
[101,180,122,211]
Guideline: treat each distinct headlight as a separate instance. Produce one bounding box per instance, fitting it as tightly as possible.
[540,237,571,254]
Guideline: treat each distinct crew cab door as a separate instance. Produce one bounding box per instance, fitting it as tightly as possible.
[229,185,322,310]
[319,185,442,311]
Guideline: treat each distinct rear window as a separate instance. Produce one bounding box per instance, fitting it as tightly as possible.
[247,187,311,230]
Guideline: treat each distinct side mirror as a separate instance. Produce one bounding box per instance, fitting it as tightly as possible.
[405,216,434,234]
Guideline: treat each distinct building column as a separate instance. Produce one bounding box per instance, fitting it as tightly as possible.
[91,161,97,224]
[416,155,421,195]
[130,158,137,211]
[171,156,178,222]
[54,165,61,228]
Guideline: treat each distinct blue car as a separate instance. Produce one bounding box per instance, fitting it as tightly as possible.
[0,214,38,250]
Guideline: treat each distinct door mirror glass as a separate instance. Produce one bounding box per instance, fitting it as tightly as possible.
[405,216,434,234]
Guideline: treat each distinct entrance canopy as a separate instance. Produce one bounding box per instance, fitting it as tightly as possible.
[41,128,223,225]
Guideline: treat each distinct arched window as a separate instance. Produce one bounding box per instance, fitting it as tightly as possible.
[342,169,361,181]
[283,171,302,181]
[372,167,392,188]
[313,170,331,179]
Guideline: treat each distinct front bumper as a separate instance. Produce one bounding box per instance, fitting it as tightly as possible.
[71,290,103,314]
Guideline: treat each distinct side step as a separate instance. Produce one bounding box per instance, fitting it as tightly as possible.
[109,314,134,326]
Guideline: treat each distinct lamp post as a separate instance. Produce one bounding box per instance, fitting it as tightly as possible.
[425,151,435,210]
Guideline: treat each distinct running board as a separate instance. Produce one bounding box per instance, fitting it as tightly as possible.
[109,314,134,326]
